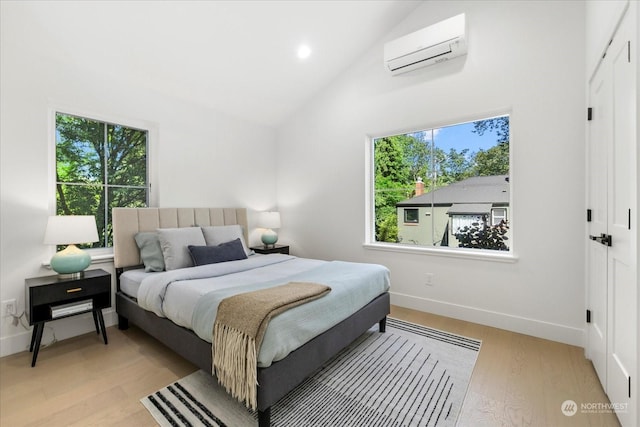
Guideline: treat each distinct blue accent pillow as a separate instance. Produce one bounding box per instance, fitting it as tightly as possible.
[188,238,248,266]
[134,232,165,272]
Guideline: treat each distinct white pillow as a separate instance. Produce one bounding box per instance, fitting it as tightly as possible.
[201,225,251,256]
[157,227,206,270]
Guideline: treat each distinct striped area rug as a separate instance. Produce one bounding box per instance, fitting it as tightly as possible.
[142,318,481,427]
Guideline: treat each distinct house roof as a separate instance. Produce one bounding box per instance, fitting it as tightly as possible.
[396,175,510,207]
[447,203,493,215]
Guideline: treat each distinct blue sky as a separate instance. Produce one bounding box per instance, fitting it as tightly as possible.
[434,120,500,153]
[382,116,507,156]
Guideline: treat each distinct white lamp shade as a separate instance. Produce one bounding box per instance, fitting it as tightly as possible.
[258,212,281,229]
[43,215,99,245]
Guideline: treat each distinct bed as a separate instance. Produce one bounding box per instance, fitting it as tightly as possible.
[112,207,390,427]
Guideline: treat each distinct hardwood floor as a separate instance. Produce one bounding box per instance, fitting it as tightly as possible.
[391,306,619,427]
[0,306,620,426]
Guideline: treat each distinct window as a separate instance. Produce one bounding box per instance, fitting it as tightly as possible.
[451,214,484,232]
[371,114,510,252]
[55,112,149,248]
[491,208,507,226]
[404,208,419,223]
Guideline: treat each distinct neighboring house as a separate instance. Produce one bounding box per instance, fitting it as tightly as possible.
[396,175,510,248]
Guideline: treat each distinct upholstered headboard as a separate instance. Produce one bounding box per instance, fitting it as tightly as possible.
[112,207,249,269]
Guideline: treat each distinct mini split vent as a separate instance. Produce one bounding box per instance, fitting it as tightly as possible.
[384,13,467,75]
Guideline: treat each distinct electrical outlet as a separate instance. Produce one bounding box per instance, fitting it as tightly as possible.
[2,299,17,317]
[424,273,435,286]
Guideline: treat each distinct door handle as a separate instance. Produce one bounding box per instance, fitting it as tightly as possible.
[589,233,612,246]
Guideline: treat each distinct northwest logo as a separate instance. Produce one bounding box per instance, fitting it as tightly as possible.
[561,400,578,416]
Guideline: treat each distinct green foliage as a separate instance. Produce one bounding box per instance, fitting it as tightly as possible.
[471,116,510,176]
[377,214,399,243]
[401,132,432,183]
[439,148,473,184]
[374,136,413,241]
[55,113,148,247]
[473,116,510,144]
[473,143,509,176]
[454,218,509,251]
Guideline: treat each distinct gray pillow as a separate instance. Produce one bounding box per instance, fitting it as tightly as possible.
[157,227,206,270]
[134,232,165,272]
[201,224,251,256]
[188,238,248,266]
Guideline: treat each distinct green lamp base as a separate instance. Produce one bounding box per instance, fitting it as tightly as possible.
[261,229,278,247]
[50,244,91,278]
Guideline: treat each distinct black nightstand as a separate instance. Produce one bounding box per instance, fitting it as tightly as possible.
[25,268,111,367]
[251,244,290,255]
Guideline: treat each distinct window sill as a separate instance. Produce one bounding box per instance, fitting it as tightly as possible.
[88,253,115,264]
[362,242,518,263]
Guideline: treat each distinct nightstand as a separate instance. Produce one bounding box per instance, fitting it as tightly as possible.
[251,244,290,255]
[25,268,111,367]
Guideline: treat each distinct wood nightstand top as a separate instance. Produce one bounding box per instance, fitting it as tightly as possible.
[250,244,290,255]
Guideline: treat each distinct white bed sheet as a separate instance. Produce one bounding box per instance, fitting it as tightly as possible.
[119,268,153,298]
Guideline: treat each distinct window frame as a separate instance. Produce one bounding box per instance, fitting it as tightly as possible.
[363,111,516,262]
[48,107,157,254]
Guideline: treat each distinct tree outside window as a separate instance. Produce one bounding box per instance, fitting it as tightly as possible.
[55,113,149,248]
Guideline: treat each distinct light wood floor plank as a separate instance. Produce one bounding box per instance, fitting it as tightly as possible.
[0,305,620,426]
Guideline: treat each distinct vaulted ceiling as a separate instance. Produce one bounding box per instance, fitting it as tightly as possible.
[23,1,422,127]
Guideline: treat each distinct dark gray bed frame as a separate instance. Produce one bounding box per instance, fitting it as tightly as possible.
[111,207,389,426]
[116,277,389,427]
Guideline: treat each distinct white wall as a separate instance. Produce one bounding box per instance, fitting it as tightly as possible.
[277,1,587,345]
[0,3,278,355]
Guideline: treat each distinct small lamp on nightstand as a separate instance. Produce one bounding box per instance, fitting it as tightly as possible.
[44,215,99,278]
[258,211,281,248]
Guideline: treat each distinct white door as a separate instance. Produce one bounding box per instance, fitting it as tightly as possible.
[586,59,610,387]
[586,6,637,426]
[605,10,636,426]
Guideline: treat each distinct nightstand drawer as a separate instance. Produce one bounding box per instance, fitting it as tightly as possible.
[29,275,109,306]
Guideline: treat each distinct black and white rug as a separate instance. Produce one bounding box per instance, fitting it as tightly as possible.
[142,318,481,427]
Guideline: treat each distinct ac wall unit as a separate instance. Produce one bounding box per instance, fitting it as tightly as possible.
[384,13,467,75]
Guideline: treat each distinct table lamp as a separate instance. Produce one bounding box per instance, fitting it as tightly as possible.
[44,215,99,278]
[258,211,281,248]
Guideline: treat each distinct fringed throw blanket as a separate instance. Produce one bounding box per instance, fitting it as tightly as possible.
[212,282,331,410]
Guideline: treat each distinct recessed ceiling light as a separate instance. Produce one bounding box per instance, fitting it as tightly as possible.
[297,44,311,60]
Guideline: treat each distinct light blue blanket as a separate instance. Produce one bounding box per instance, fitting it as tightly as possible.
[137,255,295,317]
[192,260,390,367]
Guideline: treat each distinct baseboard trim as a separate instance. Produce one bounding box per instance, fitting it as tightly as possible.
[2,297,585,357]
[391,292,585,347]
[0,309,117,358]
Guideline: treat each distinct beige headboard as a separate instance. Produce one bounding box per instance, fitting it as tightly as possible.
[112,207,249,269]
